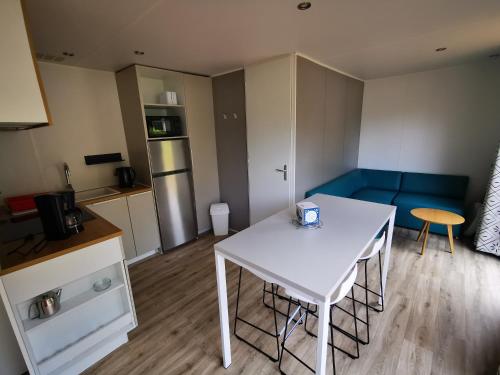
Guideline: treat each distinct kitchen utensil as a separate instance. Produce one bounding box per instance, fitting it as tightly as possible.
[93,277,112,292]
[116,167,136,188]
[28,289,62,319]
[64,207,83,234]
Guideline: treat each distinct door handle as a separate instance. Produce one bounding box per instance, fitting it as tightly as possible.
[275,164,287,181]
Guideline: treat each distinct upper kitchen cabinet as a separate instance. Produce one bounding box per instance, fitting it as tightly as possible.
[0,0,51,129]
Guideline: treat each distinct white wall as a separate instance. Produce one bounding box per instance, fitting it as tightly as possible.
[0,62,129,199]
[358,60,500,203]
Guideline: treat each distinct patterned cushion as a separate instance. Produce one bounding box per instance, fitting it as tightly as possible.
[475,144,500,256]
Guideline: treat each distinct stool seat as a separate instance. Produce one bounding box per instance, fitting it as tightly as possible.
[284,266,358,306]
[359,232,385,261]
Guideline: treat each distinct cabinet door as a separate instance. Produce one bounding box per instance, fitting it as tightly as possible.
[0,0,50,125]
[86,198,137,260]
[127,191,161,256]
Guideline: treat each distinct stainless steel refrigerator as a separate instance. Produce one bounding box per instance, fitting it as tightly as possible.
[148,139,197,251]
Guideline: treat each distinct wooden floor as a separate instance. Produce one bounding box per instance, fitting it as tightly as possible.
[85,229,500,375]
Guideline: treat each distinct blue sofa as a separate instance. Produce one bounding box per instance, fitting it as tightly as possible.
[305,169,468,236]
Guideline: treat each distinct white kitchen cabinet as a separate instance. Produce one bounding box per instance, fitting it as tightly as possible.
[86,198,137,260]
[0,237,137,375]
[127,191,161,257]
[0,0,51,128]
[85,191,161,262]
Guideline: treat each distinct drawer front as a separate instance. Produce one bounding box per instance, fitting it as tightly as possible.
[2,237,124,304]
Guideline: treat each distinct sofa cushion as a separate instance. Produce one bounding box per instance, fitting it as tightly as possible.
[360,169,402,191]
[305,170,366,198]
[393,192,465,235]
[400,172,468,199]
[350,188,398,205]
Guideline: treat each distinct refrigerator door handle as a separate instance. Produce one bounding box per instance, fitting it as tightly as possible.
[152,168,190,178]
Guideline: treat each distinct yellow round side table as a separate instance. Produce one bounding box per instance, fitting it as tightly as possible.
[410,208,465,256]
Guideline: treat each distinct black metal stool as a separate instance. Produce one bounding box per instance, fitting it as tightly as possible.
[278,266,360,375]
[342,231,386,345]
[234,267,287,362]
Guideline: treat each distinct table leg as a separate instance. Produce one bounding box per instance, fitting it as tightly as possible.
[417,221,428,241]
[215,252,231,368]
[315,301,330,375]
[380,211,395,305]
[447,225,455,255]
[421,222,430,256]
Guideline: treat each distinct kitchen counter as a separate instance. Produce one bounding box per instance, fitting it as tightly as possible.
[0,213,121,276]
[0,185,152,276]
[0,228,137,375]
[78,184,152,206]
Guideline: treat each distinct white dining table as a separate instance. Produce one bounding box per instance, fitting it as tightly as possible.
[214,194,396,375]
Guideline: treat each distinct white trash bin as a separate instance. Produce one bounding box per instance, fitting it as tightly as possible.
[210,203,230,236]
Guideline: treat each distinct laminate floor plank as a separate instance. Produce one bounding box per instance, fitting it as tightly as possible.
[84,230,500,375]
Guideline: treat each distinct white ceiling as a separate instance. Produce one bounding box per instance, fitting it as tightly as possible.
[25,0,500,80]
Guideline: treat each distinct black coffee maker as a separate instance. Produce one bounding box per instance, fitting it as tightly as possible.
[35,191,83,240]
[35,193,70,240]
[116,167,136,188]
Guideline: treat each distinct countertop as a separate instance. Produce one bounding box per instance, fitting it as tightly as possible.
[0,185,152,277]
[77,184,152,206]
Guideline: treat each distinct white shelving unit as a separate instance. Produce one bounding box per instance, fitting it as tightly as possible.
[116,64,219,238]
[0,237,137,375]
[36,314,133,375]
[21,280,125,333]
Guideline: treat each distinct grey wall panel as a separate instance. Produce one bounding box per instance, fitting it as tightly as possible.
[344,78,364,170]
[295,57,326,202]
[295,57,364,200]
[212,70,250,230]
[324,69,348,181]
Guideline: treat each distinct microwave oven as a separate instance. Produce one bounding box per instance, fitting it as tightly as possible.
[146,115,182,138]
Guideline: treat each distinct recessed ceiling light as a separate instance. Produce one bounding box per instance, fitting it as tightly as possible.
[297,2,311,10]
[435,47,447,52]
[134,50,145,55]
[62,51,74,57]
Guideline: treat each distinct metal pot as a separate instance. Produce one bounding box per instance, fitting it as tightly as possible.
[29,289,62,319]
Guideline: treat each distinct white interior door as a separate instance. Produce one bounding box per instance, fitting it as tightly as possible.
[245,55,295,225]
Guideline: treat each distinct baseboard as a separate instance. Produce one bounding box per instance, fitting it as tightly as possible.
[126,249,158,266]
[198,226,211,235]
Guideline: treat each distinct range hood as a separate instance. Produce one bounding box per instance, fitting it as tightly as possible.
[0,0,52,131]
